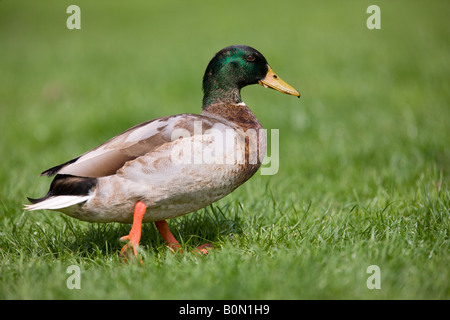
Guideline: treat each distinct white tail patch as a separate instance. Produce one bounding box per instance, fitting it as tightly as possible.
[24,195,90,211]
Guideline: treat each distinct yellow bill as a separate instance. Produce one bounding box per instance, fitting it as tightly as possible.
[258,66,300,97]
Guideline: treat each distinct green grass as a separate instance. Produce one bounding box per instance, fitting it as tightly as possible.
[0,0,449,299]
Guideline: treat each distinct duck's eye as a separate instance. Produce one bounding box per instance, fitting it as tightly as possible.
[245,54,256,62]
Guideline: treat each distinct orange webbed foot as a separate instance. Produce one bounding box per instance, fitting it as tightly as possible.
[193,243,213,255]
[154,220,213,255]
[119,201,146,264]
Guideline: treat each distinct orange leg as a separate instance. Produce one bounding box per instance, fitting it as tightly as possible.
[154,220,182,253]
[120,201,147,261]
[154,220,213,255]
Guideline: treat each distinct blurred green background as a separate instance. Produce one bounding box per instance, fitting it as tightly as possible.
[0,0,449,299]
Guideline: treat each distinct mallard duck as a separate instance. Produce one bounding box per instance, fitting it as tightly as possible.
[25,45,300,258]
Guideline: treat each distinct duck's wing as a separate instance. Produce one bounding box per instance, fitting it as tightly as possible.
[41,114,219,178]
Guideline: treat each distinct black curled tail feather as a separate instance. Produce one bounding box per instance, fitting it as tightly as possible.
[27,174,97,204]
[27,195,48,204]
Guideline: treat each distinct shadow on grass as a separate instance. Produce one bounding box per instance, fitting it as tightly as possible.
[35,204,244,259]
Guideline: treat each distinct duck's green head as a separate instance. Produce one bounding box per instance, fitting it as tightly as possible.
[202,45,300,108]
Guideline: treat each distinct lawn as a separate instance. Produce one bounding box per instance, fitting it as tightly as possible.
[0,0,449,299]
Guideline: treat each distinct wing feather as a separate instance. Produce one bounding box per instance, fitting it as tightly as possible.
[42,114,219,178]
